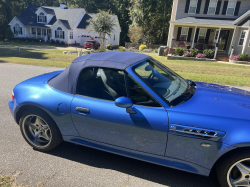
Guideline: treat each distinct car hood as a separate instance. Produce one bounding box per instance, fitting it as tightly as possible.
[168,82,250,121]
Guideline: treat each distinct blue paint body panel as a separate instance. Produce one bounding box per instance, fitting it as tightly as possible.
[8,59,250,177]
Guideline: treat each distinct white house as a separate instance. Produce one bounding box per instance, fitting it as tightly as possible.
[8,3,121,46]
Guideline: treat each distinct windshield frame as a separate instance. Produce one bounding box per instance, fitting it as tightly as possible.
[130,58,191,107]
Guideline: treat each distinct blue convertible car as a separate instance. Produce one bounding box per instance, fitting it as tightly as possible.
[9,51,250,187]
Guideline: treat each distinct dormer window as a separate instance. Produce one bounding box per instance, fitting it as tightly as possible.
[189,0,198,14]
[208,0,218,15]
[38,12,46,23]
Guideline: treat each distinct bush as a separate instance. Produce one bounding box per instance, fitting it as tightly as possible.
[60,41,65,45]
[86,51,90,54]
[55,40,60,44]
[196,53,205,58]
[184,50,192,57]
[203,49,214,59]
[175,47,185,56]
[90,49,95,53]
[154,48,158,53]
[5,27,14,40]
[230,54,239,61]
[117,46,125,51]
[139,44,147,51]
[106,44,113,50]
[190,48,198,57]
[239,53,249,61]
[51,39,55,44]
[98,46,106,52]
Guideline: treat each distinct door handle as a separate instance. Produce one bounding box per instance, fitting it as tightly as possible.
[75,107,90,114]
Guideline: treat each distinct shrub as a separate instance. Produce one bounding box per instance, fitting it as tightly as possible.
[184,50,192,57]
[98,46,106,52]
[5,27,14,40]
[106,44,113,50]
[117,46,125,51]
[203,49,214,59]
[154,48,158,53]
[51,39,55,44]
[239,53,249,61]
[60,41,65,45]
[190,48,198,57]
[196,53,205,58]
[90,49,95,53]
[139,44,147,51]
[230,54,239,61]
[175,47,185,56]
[86,51,91,54]
[55,40,60,44]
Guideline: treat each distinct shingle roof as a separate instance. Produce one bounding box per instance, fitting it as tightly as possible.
[238,16,250,27]
[15,5,85,29]
[171,17,235,26]
[77,13,92,29]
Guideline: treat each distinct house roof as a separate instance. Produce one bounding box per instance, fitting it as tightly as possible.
[238,16,250,27]
[12,5,85,29]
[77,13,92,29]
[171,17,235,26]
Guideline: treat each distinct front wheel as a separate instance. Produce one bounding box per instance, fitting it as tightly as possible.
[19,110,63,152]
[216,150,250,187]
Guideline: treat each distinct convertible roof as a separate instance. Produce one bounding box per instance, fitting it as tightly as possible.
[48,51,149,94]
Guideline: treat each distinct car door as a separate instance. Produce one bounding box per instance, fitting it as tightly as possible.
[70,67,169,156]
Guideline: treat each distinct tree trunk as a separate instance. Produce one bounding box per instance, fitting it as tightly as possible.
[160,1,167,44]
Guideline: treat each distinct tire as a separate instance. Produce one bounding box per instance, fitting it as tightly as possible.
[19,109,63,152]
[216,149,250,187]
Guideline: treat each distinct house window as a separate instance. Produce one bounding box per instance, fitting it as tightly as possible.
[56,27,64,39]
[38,12,46,23]
[32,28,36,35]
[42,29,46,36]
[214,29,220,41]
[37,28,41,36]
[14,23,22,35]
[227,0,237,16]
[189,0,198,14]
[70,32,73,39]
[198,28,207,40]
[208,0,218,15]
[239,30,246,46]
[180,27,189,41]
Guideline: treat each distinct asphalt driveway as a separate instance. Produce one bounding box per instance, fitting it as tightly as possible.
[0,63,223,187]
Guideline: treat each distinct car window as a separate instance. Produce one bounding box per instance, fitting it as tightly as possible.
[127,75,161,107]
[76,67,127,101]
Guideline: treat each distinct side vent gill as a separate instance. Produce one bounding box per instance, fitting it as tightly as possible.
[169,124,226,142]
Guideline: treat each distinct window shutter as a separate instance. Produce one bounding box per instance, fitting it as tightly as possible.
[234,1,241,16]
[205,29,211,44]
[55,30,56,38]
[185,0,191,13]
[203,0,210,14]
[176,27,182,41]
[196,0,202,14]
[45,16,47,23]
[187,28,193,42]
[222,1,228,15]
[13,27,15,34]
[63,31,65,39]
[37,16,39,22]
[20,28,22,35]
[194,28,200,43]
[215,1,222,14]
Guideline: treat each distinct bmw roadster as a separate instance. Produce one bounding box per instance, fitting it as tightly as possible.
[9,51,250,187]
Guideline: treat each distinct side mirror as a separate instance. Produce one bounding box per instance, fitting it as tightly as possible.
[115,97,136,114]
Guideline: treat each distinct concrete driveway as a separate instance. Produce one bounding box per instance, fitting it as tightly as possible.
[0,63,224,187]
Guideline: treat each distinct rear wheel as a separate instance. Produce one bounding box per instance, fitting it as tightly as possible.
[216,150,250,187]
[19,110,62,152]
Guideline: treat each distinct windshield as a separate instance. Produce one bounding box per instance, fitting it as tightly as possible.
[132,58,194,106]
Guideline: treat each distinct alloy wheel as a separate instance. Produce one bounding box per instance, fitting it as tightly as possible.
[22,115,52,148]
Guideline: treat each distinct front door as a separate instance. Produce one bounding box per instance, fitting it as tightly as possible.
[218,30,230,51]
[70,67,169,156]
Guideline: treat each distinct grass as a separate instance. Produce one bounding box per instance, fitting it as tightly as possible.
[0,41,55,47]
[0,48,250,86]
[0,174,43,187]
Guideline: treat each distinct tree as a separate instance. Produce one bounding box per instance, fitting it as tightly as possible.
[127,26,142,43]
[5,27,14,40]
[87,10,116,47]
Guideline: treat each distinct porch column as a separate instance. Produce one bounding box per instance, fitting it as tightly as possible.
[228,27,236,55]
[191,26,197,48]
[242,28,250,54]
[168,24,175,54]
[214,28,221,59]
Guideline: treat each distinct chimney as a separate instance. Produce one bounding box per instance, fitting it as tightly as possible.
[60,3,67,9]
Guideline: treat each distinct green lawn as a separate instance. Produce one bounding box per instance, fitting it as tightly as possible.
[0,48,250,86]
[0,41,55,47]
